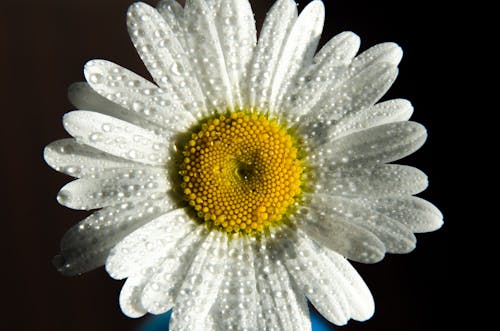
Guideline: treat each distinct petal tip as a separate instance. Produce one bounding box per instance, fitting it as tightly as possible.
[52,254,79,276]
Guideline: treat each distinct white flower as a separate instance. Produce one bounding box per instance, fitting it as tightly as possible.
[44,0,443,329]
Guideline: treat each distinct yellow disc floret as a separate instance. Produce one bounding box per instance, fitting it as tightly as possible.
[179,112,303,234]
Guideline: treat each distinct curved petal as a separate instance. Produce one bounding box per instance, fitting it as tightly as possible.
[156,0,186,47]
[312,164,428,198]
[106,209,197,280]
[169,231,228,331]
[212,0,257,108]
[299,99,414,146]
[313,31,361,66]
[282,231,374,324]
[53,198,174,276]
[114,209,202,318]
[182,0,234,112]
[210,236,258,330]
[325,99,414,140]
[353,196,443,233]
[292,197,386,264]
[248,0,297,110]
[127,2,207,115]
[295,42,402,123]
[63,111,171,166]
[307,121,427,167]
[270,0,325,112]
[68,82,163,131]
[138,226,207,314]
[120,275,149,318]
[308,194,417,254]
[351,42,403,68]
[297,63,398,138]
[253,234,311,331]
[281,31,360,116]
[44,138,139,178]
[57,168,170,210]
[84,60,195,130]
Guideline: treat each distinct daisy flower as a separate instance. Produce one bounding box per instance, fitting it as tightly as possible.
[45,0,443,329]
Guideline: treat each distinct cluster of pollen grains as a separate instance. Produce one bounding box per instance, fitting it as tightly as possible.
[179,112,303,234]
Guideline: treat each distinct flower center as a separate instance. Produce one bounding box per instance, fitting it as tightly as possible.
[179,112,303,234]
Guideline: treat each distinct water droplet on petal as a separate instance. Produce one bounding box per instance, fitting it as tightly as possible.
[89,132,101,142]
[132,101,144,112]
[89,73,103,84]
[65,166,81,176]
[128,150,138,159]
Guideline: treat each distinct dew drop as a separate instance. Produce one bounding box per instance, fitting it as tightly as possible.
[89,73,103,84]
[128,80,140,87]
[65,166,81,176]
[170,63,183,76]
[102,123,113,132]
[132,101,144,112]
[128,150,138,159]
[89,132,101,142]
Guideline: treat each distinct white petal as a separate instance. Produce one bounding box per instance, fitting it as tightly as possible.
[210,236,258,330]
[57,168,170,210]
[309,195,417,254]
[116,210,199,318]
[44,138,138,178]
[248,0,297,110]
[68,82,161,131]
[84,60,195,130]
[127,3,207,115]
[182,0,234,112]
[300,63,398,128]
[212,0,257,108]
[270,0,325,111]
[282,232,374,324]
[156,0,185,47]
[203,0,220,10]
[118,224,207,318]
[325,99,414,140]
[63,111,170,166]
[293,197,386,263]
[169,231,228,331]
[141,226,206,314]
[139,226,208,314]
[322,248,375,321]
[313,31,361,66]
[282,31,360,116]
[106,209,197,279]
[53,198,173,275]
[354,196,444,233]
[313,164,428,198]
[253,235,311,331]
[308,121,427,167]
[294,42,401,123]
[282,233,352,325]
[120,275,149,318]
[351,42,403,68]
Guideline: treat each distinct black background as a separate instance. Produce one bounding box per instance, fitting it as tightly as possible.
[1,0,452,330]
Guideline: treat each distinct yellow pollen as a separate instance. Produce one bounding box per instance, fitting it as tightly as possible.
[179,112,303,234]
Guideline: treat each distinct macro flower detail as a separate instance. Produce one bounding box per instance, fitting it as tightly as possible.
[179,112,303,234]
[45,0,443,330]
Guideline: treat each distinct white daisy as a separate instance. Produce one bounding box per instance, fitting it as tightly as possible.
[45,0,443,329]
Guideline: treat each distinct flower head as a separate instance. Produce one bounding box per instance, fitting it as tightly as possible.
[45,0,443,329]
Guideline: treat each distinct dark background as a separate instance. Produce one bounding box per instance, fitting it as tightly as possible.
[1,0,452,330]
